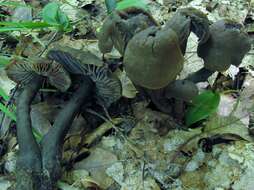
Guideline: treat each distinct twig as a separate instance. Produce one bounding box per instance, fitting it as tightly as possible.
[38,31,59,57]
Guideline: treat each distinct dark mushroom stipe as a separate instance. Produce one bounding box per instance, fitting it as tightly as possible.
[15,75,93,190]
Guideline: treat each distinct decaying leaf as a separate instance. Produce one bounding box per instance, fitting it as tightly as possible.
[115,69,137,98]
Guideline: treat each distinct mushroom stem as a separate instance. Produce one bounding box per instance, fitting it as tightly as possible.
[40,76,93,185]
[173,99,184,121]
[16,75,43,190]
[15,75,93,190]
[186,67,214,83]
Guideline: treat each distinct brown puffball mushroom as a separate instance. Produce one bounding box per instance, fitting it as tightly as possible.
[197,19,251,72]
[5,57,71,92]
[123,26,184,89]
[98,8,158,55]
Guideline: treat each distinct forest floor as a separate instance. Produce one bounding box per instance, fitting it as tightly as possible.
[0,0,254,190]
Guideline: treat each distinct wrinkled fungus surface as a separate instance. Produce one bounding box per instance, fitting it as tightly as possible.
[124,26,184,89]
[198,19,251,72]
[98,8,157,55]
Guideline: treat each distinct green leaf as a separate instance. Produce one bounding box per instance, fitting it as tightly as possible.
[0,87,10,101]
[185,91,220,126]
[105,0,117,14]
[0,21,52,32]
[0,56,11,67]
[32,128,43,142]
[57,10,70,31]
[0,2,27,7]
[0,13,10,18]
[42,2,70,31]
[42,2,60,25]
[0,102,16,121]
[0,21,50,27]
[116,0,149,11]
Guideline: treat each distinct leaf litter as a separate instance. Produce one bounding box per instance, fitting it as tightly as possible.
[0,0,254,190]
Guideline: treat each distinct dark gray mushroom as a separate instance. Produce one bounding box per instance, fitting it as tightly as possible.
[166,80,198,120]
[165,7,210,54]
[123,26,184,89]
[165,79,199,102]
[187,19,251,83]
[47,47,122,107]
[98,8,158,55]
[198,19,251,72]
[5,57,71,92]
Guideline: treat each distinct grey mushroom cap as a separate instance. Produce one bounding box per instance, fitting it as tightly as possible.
[165,7,210,55]
[197,19,251,72]
[47,47,122,107]
[165,80,198,102]
[98,8,158,55]
[123,26,184,89]
[5,57,71,92]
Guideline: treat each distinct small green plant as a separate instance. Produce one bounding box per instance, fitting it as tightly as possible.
[0,87,10,103]
[0,86,42,140]
[0,55,11,67]
[0,86,16,121]
[105,0,117,14]
[42,2,71,32]
[0,2,71,33]
[116,0,148,11]
[0,102,16,121]
[0,1,27,7]
[185,90,221,126]
[105,0,148,14]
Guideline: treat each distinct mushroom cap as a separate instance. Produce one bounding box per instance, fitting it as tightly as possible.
[98,8,158,55]
[197,19,251,72]
[123,26,184,89]
[47,48,122,107]
[90,65,122,107]
[165,7,210,54]
[97,13,117,54]
[5,57,71,91]
[178,7,210,44]
[165,80,198,102]
[5,57,37,84]
[47,46,103,74]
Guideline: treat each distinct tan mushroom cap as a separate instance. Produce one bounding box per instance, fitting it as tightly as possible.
[5,57,71,92]
[123,26,184,89]
[198,19,251,72]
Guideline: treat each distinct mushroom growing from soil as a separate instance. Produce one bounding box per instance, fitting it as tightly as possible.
[6,57,71,92]
[5,56,93,190]
[97,7,210,115]
[187,19,252,83]
[47,46,122,107]
[98,7,158,55]
[165,7,210,54]
[123,26,184,89]
[123,7,210,90]
[146,80,198,118]
[165,80,198,119]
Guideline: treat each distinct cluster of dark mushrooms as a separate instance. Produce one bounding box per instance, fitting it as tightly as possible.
[98,6,251,115]
[5,47,121,189]
[4,4,251,190]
